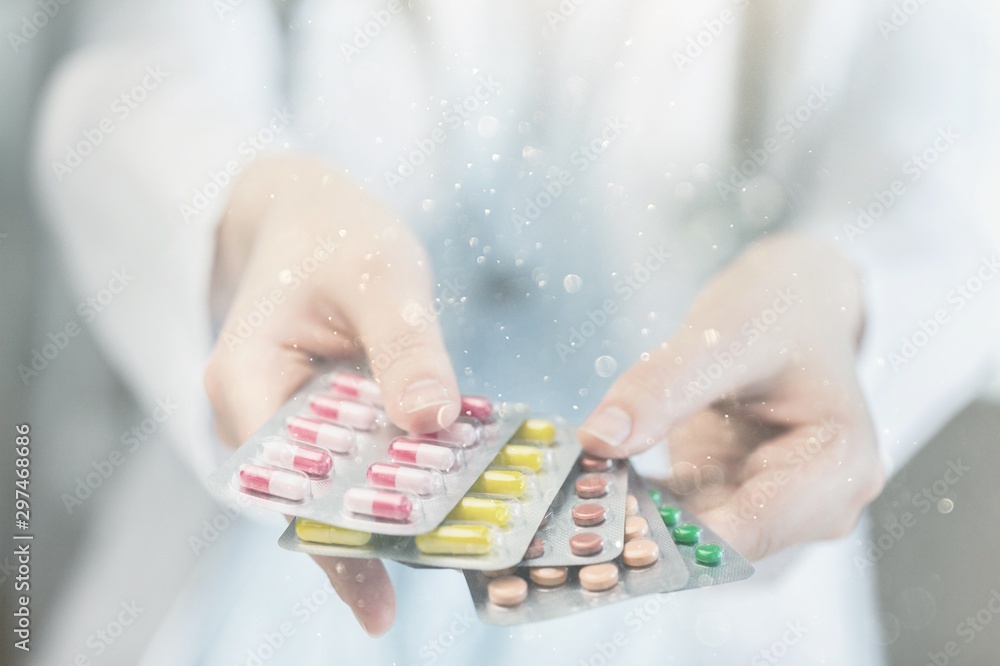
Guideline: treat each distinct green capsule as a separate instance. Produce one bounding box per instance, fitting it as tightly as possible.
[673,523,701,545]
[695,543,724,566]
[658,505,681,527]
[648,489,663,506]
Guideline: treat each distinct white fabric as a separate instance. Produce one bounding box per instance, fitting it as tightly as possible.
[32,0,1000,663]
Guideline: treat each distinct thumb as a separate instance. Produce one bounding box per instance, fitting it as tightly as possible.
[578,324,789,458]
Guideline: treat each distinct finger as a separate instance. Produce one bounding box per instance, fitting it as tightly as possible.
[309,555,396,636]
[205,310,360,445]
[697,421,883,561]
[340,245,462,435]
[578,255,809,458]
[578,330,786,458]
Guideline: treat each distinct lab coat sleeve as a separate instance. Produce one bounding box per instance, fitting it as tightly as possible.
[752,0,1000,473]
[33,0,293,477]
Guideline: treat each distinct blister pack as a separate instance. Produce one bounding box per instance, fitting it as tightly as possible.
[278,417,582,569]
[643,481,756,590]
[463,464,693,626]
[206,367,525,535]
[517,454,629,566]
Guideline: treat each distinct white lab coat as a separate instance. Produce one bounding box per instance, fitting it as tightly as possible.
[30,0,1000,664]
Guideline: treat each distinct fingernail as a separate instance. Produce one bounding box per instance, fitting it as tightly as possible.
[400,379,453,415]
[436,402,461,429]
[581,406,632,448]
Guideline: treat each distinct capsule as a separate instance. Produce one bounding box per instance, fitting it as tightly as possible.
[494,444,543,471]
[295,519,372,546]
[308,394,378,431]
[237,463,310,502]
[328,372,382,405]
[286,416,355,454]
[387,438,458,471]
[460,396,493,422]
[470,469,527,498]
[258,439,333,477]
[514,418,556,444]
[344,487,413,522]
[367,462,442,496]
[416,421,482,448]
[415,524,494,555]
[446,496,511,526]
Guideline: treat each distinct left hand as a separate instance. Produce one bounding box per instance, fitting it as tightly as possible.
[577,233,885,561]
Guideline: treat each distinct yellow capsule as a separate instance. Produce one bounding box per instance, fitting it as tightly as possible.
[494,444,544,471]
[447,496,511,526]
[470,469,527,498]
[415,524,494,555]
[295,519,372,546]
[514,418,556,444]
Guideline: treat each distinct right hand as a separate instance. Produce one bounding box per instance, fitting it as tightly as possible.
[204,157,461,636]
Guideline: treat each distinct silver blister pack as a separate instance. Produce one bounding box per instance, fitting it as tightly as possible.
[278,418,582,570]
[518,456,629,567]
[205,364,525,535]
[643,480,755,589]
[463,463,693,626]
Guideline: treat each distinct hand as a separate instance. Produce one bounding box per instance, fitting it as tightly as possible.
[204,157,461,635]
[578,233,885,560]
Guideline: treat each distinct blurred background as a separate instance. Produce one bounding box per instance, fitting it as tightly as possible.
[2,2,1000,664]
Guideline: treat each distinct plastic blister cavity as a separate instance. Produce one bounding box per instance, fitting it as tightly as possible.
[519,454,629,567]
[462,463,700,626]
[205,363,526,535]
[277,417,581,569]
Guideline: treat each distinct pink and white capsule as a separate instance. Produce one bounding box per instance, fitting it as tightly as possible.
[329,372,382,405]
[258,439,333,477]
[460,396,493,422]
[286,416,355,454]
[308,394,378,430]
[417,421,481,448]
[387,438,458,471]
[238,463,310,502]
[344,487,413,522]
[367,462,442,496]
